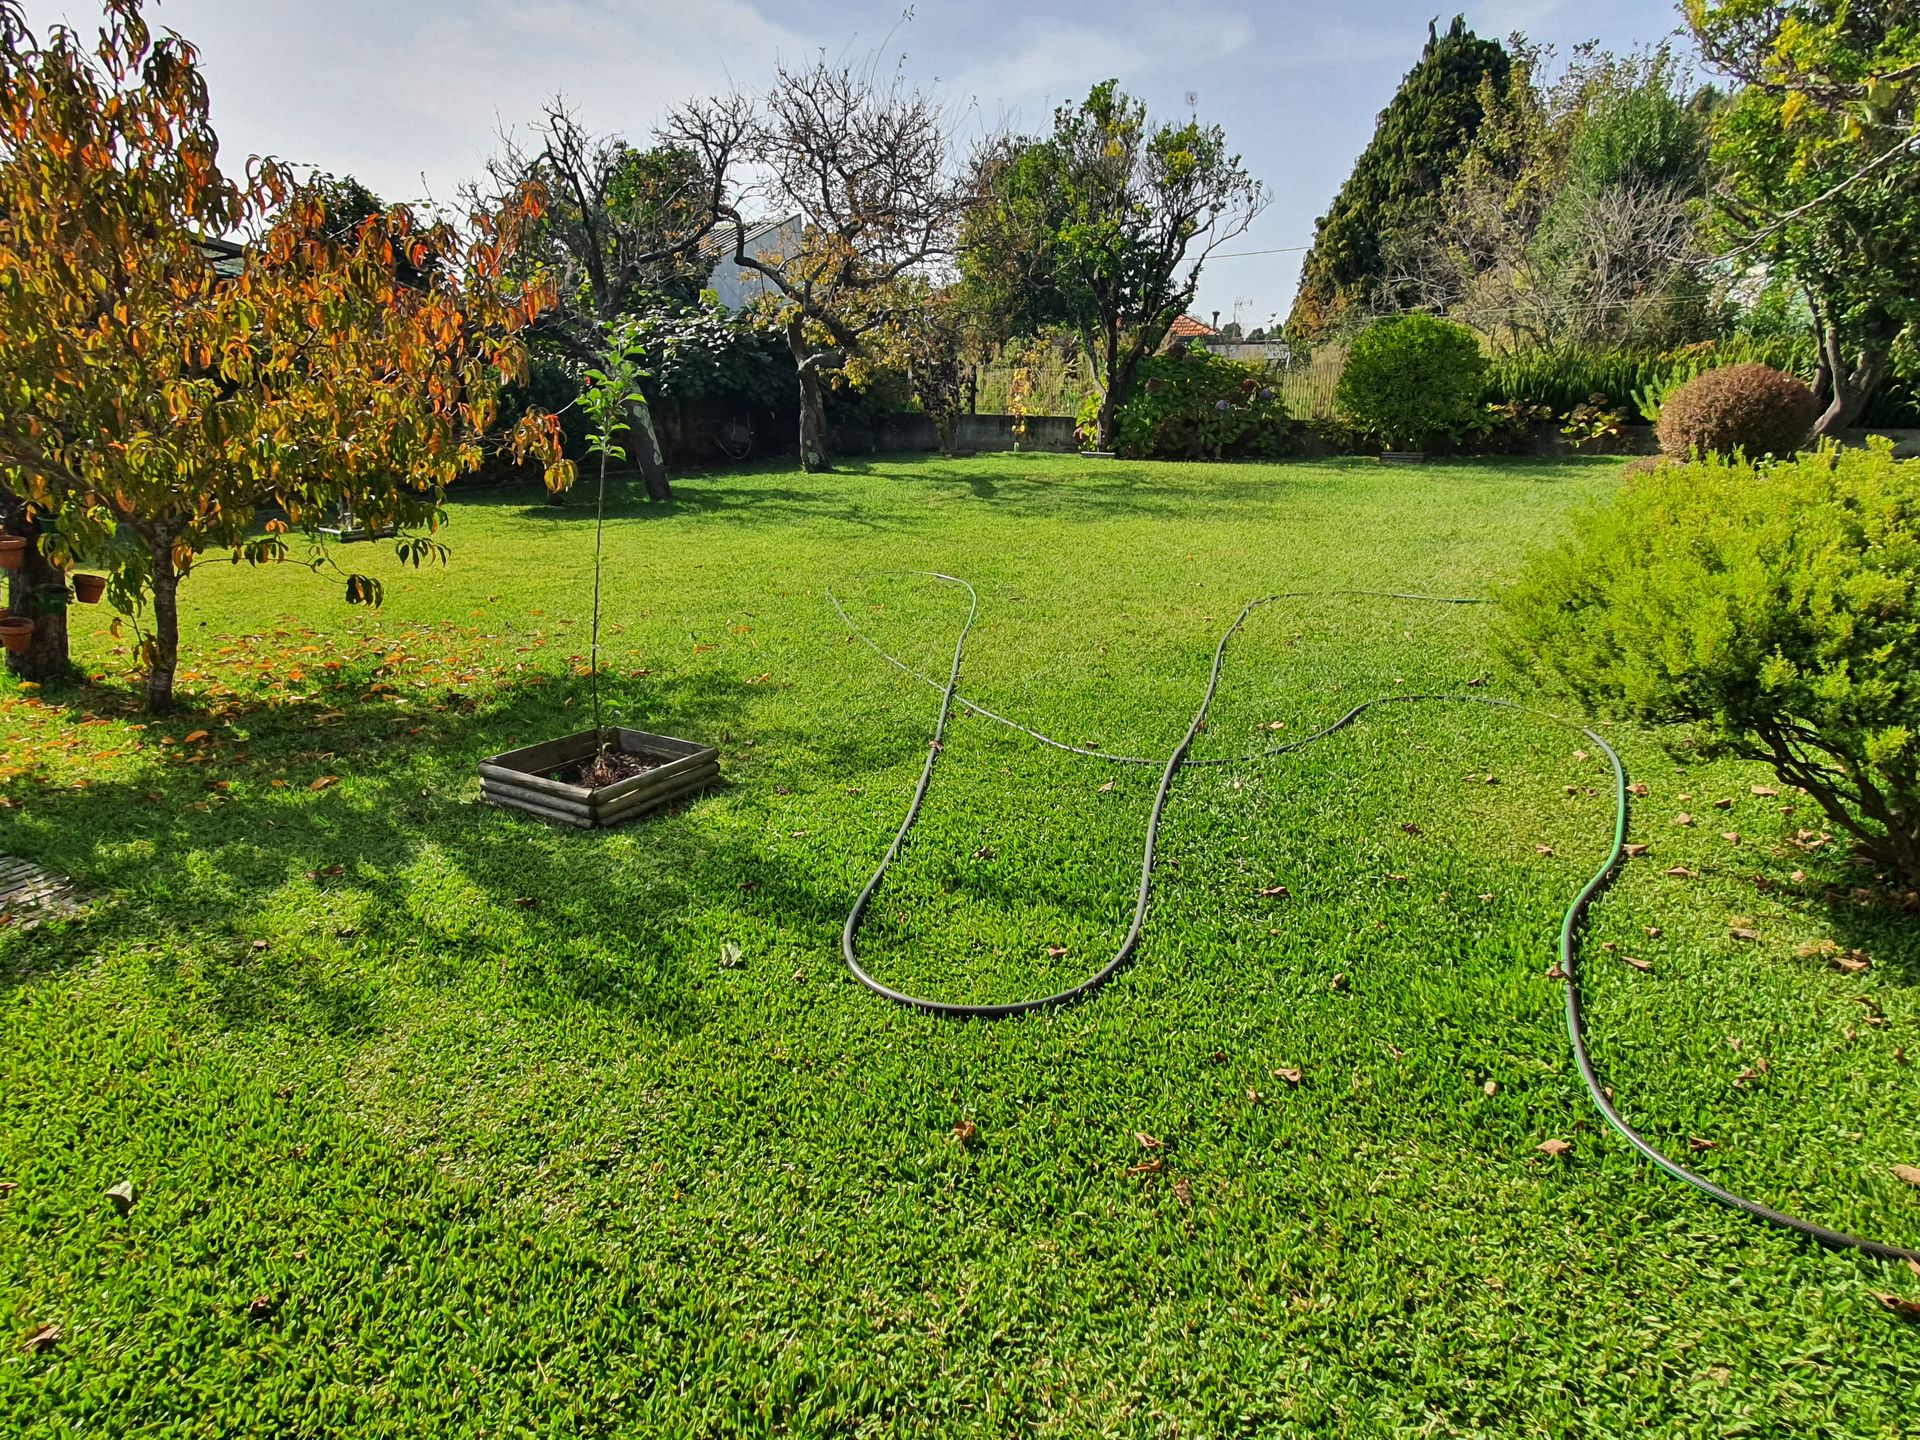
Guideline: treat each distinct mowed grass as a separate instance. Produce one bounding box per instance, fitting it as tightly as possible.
[1,453,1917,1438]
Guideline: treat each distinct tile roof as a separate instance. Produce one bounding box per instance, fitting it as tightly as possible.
[1167,315,1220,338]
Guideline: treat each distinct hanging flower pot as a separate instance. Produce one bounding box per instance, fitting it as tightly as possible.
[71,574,107,604]
[0,536,25,571]
[0,616,33,654]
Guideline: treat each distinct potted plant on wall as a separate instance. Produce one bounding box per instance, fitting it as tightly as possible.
[478,322,718,828]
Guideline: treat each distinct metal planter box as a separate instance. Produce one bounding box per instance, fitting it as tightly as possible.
[479,727,719,829]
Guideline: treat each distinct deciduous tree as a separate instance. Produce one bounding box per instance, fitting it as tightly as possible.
[0,0,570,711]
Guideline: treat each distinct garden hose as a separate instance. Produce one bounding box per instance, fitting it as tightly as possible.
[831,574,1920,1266]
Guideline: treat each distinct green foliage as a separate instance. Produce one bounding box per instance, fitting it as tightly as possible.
[1288,16,1510,338]
[1655,362,1819,458]
[963,80,1263,449]
[1074,348,1289,459]
[1335,315,1487,450]
[1503,439,1920,880]
[1481,337,1818,414]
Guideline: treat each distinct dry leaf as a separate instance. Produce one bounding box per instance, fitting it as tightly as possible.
[1537,1138,1572,1158]
[1790,869,1808,884]
[1891,1165,1920,1189]
[1536,845,1555,856]
[1483,1079,1498,1096]
[952,1120,978,1144]
[1666,866,1698,879]
[1644,926,1664,938]
[1573,749,1590,762]
[21,1323,61,1353]
[1688,1136,1718,1152]
[1674,812,1695,827]
[251,939,268,952]
[308,775,338,792]
[1545,963,1568,980]
[1134,1131,1162,1150]
[1751,785,1779,798]
[1259,885,1291,898]
[1171,1178,1193,1207]
[1729,927,1761,942]
[1831,951,1872,975]
[1044,945,1069,959]
[1246,1088,1263,1104]
[247,1295,276,1320]
[1400,822,1423,836]
[1872,1293,1920,1320]
[1628,781,1650,797]
[1097,781,1115,793]
[1722,831,1741,844]
[718,941,743,969]
[105,1180,134,1215]
[1209,1050,1228,1064]
[1127,1157,1162,1175]
[1272,1066,1303,1085]
[1329,972,1348,992]
[1624,956,1653,973]
[183,729,209,743]
[1624,842,1651,858]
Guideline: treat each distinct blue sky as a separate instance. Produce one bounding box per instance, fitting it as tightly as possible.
[28,0,1690,323]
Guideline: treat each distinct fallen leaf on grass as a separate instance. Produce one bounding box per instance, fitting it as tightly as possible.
[1573,749,1589,762]
[1628,781,1650,798]
[1272,1066,1303,1085]
[1688,1136,1718,1152]
[1134,1131,1162,1150]
[1624,843,1651,858]
[250,939,268,952]
[1482,1079,1498,1096]
[305,864,345,881]
[952,1120,977,1144]
[1713,798,1734,810]
[308,775,338,792]
[1209,1050,1228,1063]
[1674,812,1695,827]
[247,1295,276,1320]
[1097,781,1116,793]
[1329,972,1348,992]
[21,1323,60,1353]
[183,730,209,744]
[1400,822,1424,836]
[1722,831,1741,844]
[1536,844,1555,856]
[513,897,538,909]
[1891,1165,1920,1189]
[1751,785,1779,798]
[1044,945,1069,959]
[105,1180,134,1215]
[1127,1157,1162,1175]
[1666,866,1698,879]
[1246,1088,1263,1104]
[719,941,743,969]
[1537,1139,1572,1158]
[1644,926,1663,938]
[1729,927,1761,942]
[1172,1178,1193,1207]
[1259,885,1290,898]
[1623,956,1653,973]
[1873,1293,1920,1320]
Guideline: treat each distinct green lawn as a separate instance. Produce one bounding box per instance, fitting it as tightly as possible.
[2,454,1916,1437]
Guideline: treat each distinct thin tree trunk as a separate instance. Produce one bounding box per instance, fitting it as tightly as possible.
[1095,328,1122,452]
[788,316,830,473]
[627,399,672,502]
[144,533,181,714]
[2,510,72,685]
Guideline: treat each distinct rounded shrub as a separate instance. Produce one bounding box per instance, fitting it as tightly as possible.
[1655,362,1818,459]
[1335,315,1486,452]
[1079,347,1289,460]
[1502,439,1920,885]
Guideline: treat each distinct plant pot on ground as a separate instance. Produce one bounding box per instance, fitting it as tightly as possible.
[0,536,25,570]
[0,616,33,654]
[71,574,106,604]
[479,727,720,829]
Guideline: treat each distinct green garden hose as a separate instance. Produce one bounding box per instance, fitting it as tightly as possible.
[832,574,1920,1266]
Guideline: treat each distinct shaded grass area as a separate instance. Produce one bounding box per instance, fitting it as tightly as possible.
[1,453,1916,1437]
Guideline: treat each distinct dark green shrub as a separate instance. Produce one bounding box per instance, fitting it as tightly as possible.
[1502,440,1920,884]
[1078,347,1290,459]
[1336,316,1486,451]
[1656,362,1818,458]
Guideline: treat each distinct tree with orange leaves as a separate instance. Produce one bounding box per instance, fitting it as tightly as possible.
[0,0,572,711]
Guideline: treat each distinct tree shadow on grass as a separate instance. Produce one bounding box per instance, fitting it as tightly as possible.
[0,662,871,1044]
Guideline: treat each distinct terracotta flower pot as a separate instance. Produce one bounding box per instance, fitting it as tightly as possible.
[0,617,33,654]
[0,535,25,571]
[72,574,107,604]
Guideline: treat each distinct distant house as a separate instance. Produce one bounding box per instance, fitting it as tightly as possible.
[698,215,804,310]
[195,234,245,281]
[1166,312,1291,365]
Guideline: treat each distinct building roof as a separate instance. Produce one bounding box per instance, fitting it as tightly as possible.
[696,215,800,261]
[196,234,245,280]
[1167,314,1220,339]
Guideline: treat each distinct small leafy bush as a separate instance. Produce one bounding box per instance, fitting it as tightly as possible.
[1080,348,1290,459]
[1502,440,1920,884]
[1336,316,1486,452]
[1468,399,1552,455]
[1656,362,1818,459]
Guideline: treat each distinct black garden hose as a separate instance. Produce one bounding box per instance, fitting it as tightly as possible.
[832,574,1920,1266]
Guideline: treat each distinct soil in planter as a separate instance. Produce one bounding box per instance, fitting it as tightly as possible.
[550,748,667,788]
